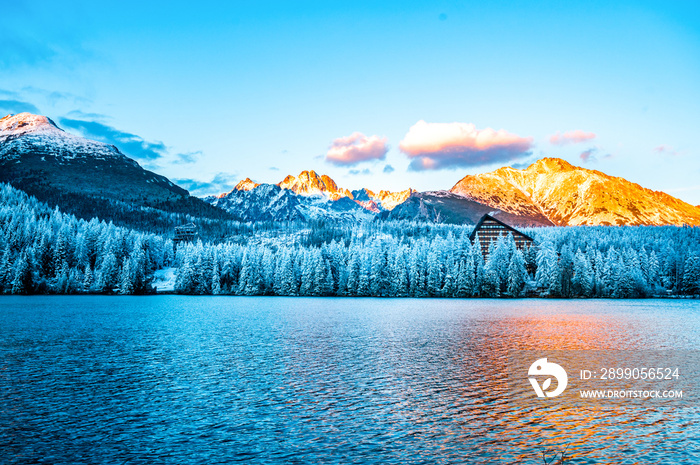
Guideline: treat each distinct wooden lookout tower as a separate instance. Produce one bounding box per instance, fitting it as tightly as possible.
[173,223,197,246]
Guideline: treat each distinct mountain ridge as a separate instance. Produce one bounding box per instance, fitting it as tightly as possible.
[379,190,554,227]
[219,169,415,212]
[0,112,231,228]
[451,157,700,226]
[4,113,699,228]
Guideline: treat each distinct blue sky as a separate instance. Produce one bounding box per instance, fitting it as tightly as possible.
[1,1,699,203]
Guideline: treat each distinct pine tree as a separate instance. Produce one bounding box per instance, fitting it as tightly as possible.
[369,242,389,297]
[505,249,527,297]
[37,234,53,276]
[647,250,660,291]
[212,262,222,295]
[119,260,134,295]
[473,247,485,297]
[260,248,275,295]
[456,253,474,297]
[97,252,119,293]
[55,263,69,294]
[682,254,700,295]
[240,249,263,295]
[11,253,32,294]
[345,250,360,296]
[83,263,94,292]
[175,251,197,294]
[312,252,326,296]
[606,249,623,298]
[0,245,11,292]
[320,259,335,296]
[488,235,511,293]
[572,250,593,297]
[356,250,371,296]
[535,241,561,296]
[130,239,148,294]
[299,250,315,296]
[281,249,299,296]
[558,245,574,297]
[53,229,69,276]
[481,266,500,297]
[441,257,458,298]
[426,247,442,297]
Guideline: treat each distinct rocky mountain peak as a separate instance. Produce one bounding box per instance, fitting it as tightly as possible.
[278,170,346,198]
[0,113,62,139]
[529,157,575,173]
[234,177,260,192]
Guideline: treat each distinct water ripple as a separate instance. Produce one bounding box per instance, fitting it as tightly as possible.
[0,296,698,464]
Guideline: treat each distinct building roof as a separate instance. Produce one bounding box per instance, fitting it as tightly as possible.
[469,213,535,242]
[175,222,197,231]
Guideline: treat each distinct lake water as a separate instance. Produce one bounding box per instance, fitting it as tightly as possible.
[1,297,698,464]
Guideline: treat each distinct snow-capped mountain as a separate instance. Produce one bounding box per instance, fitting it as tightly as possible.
[206,182,374,222]
[207,170,416,222]
[0,113,224,222]
[451,158,700,226]
[216,170,415,212]
[275,169,415,210]
[380,190,554,227]
[1,113,139,164]
[207,184,305,222]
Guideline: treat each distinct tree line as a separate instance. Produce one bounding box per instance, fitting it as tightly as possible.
[1,182,699,297]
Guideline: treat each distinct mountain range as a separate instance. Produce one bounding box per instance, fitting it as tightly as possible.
[205,171,416,222]
[229,173,414,210]
[3,112,700,228]
[209,161,700,226]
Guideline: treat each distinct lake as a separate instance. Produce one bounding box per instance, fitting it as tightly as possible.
[1,297,698,464]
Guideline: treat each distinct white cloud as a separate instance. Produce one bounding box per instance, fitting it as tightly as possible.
[399,120,533,170]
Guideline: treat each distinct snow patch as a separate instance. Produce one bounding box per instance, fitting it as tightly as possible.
[153,267,177,292]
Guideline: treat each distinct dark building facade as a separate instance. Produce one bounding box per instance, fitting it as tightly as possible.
[469,214,535,260]
[173,223,197,245]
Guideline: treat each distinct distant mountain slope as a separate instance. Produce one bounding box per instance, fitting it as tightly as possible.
[217,170,413,211]
[207,170,415,222]
[206,183,375,222]
[0,113,229,225]
[451,158,700,226]
[274,170,414,210]
[380,191,554,227]
[206,184,305,222]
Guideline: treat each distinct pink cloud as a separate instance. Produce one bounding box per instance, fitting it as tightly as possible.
[549,130,596,145]
[398,120,533,171]
[325,132,388,166]
[654,145,678,156]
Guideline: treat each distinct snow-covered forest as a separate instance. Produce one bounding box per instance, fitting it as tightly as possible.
[1,183,699,297]
[0,184,173,294]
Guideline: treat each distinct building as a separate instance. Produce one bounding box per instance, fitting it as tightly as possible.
[173,223,197,245]
[469,214,535,260]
